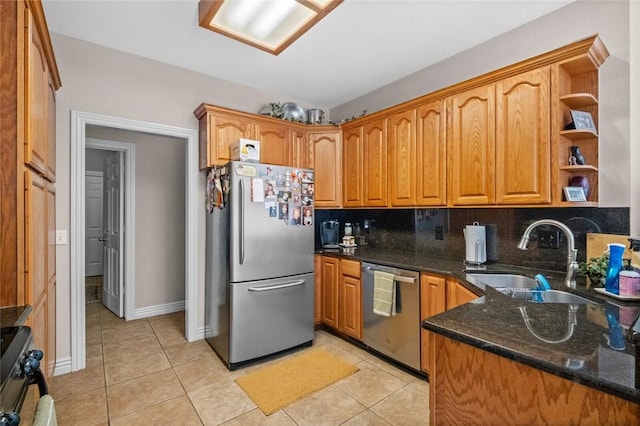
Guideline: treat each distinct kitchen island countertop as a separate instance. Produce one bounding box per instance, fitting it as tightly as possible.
[316,247,640,403]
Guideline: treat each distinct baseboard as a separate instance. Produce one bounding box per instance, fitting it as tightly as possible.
[53,356,72,376]
[197,326,206,340]
[134,300,185,319]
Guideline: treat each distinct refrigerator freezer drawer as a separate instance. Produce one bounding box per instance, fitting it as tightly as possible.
[229,273,314,365]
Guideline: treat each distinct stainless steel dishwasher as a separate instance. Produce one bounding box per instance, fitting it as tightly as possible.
[361,262,420,371]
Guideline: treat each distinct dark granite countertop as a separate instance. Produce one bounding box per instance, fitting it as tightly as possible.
[0,305,31,326]
[316,246,640,404]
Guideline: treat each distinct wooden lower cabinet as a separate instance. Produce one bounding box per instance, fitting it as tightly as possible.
[318,256,362,340]
[429,334,640,424]
[339,259,362,340]
[320,256,340,329]
[420,274,479,373]
[446,278,479,309]
[420,273,446,373]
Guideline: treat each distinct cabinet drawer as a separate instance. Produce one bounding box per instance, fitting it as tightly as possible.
[340,259,361,278]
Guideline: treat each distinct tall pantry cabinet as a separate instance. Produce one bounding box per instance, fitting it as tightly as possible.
[1,0,61,378]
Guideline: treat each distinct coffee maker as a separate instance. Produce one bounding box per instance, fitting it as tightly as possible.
[320,220,340,248]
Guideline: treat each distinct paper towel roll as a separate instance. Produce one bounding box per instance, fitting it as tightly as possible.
[464,223,486,264]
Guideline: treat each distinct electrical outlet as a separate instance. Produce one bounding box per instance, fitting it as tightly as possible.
[537,230,560,249]
[435,226,444,240]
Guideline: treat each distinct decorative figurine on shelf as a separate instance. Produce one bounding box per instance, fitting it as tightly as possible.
[570,146,585,165]
[570,175,590,198]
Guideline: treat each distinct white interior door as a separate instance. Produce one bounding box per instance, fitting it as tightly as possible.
[103,151,124,317]
[85,172,104,276]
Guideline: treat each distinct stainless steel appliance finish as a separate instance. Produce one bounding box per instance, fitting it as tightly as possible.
[205,162,315,369]
[361,262,421,371]
[1,326,48,424]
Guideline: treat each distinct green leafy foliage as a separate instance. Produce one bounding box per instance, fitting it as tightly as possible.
[578,253,609,287]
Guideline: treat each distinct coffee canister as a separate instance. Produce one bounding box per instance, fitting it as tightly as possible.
[619,270,640,296]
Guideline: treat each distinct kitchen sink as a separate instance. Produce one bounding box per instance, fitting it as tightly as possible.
[465,273,538,289]
[496,288,596,304]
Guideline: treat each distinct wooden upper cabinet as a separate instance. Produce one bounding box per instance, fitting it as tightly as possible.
[195,106,256,168]
[255,120,289,166]
[496,67,551,204]
[388,109,416,206]
[362,118,387,207]
[448,84,496,206]
[309,130,342,208]
[25,8,49,177]
[290,128,310,168]
[416,100,447,206]
[46,77,56,181]
[342,125,363,207]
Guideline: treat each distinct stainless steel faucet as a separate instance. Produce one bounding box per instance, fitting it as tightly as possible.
[517,219,578,289]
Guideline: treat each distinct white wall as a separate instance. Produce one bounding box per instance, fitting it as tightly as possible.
[331,0,630,208]
[631,0,640,236]
[51,33,316,364]
[86,126,186,308]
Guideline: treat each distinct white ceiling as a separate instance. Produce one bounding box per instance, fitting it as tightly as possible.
[42,0,575,109]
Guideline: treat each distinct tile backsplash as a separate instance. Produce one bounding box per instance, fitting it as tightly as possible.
[315,207,630,272]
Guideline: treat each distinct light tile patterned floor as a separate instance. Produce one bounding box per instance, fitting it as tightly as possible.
[22,305,430,425]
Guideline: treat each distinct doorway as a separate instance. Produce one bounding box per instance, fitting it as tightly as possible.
[69,111,199,372]
[85,143,131,319]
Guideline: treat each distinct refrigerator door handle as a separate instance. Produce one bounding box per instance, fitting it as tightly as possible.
[239,178,245,264]
[248,280,305,292]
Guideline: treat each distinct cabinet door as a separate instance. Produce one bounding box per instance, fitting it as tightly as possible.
[310,130,342,208]
[201,113,254,167]
[320,256,340,329]
[446,278,478,310]
[448,85,496,205]
[290,128,310,168]
[420,273,446,373]
[25,170,49,374]
[340,275,362,340]
[46,183,56,376]
[362,119,387,206]
[314,255,322,325]
[496,67,551,204]
[46,77,56,181]
[256,121,289,166]
[416,100,447,206]
[24,8,49,176]
[388,109,416,206]
[342,125,363,207]
[25,170,47,307]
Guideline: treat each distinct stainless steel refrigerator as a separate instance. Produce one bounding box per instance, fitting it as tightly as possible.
[205,161,315,369]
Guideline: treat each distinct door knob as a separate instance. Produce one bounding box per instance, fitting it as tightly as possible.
[98,237,106,242]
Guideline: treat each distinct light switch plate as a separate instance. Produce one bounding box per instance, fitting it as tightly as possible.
[55,230,68,245]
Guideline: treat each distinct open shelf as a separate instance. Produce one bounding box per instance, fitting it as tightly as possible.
[559,129,598,141]
[557,201,599,207]
[559,165,599,172]
[559,93,598,109]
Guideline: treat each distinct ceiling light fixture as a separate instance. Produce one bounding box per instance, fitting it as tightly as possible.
[198,0,343,55]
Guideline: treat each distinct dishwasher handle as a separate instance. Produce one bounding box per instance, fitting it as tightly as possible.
[363,266,417,284]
